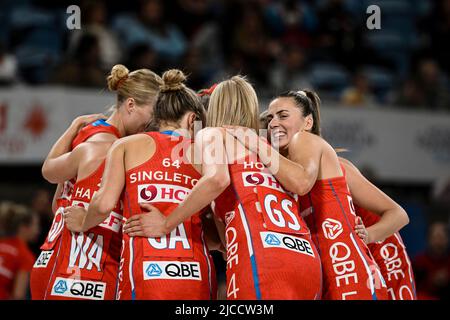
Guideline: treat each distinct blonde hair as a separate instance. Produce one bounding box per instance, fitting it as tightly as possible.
[153,69,206,127]
[207,76,259,130]
[107,64,162,107]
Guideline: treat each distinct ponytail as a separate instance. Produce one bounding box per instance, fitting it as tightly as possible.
[277,89,321,136]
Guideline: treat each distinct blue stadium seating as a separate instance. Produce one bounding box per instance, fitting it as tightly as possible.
[309,63,351,99]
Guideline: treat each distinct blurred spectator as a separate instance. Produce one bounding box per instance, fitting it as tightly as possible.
[125,43,159,73]
[413,221,450,300]
[419,0,450,75]
[50,33,105,87]
[0,202,39,300]
[183,47,209,90]
[0,43,18,85]
[315,0,364,69]
[230,3,272,90]
[341,72,375,106]
[264,0,317,48]
[393,79,426,108]
[68,0,121,69]
[170,0,216,40]
[269,44,311,94]
[0,0,447,109]
[433,177,450,208]
[28,189,53,256]
[113,0,187,64]
[414,59,450,110]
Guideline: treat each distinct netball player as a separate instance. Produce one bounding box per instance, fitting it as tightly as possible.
[226,90,407,299]
[30,113,107,299]
[32,64,162,300]
[64,69,217,300]
[123,76,323,300]
[0,202,39,299]
[339,158,417,300]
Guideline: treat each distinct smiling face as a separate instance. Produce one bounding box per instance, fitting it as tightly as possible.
[267,97,313,152]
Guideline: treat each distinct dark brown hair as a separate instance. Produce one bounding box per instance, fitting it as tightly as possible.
[277,89,321,136]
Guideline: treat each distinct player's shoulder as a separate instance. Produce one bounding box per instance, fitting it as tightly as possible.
[196,127,225,141]
[338,157,360,173]
[112,133,154,149]
[290,131,328,154]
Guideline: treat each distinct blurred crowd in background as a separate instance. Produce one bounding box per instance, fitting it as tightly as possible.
[0,0,449,109]
[0,0,449,300]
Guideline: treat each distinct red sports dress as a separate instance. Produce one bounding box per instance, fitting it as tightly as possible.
[356,206,417,300]
[46,162,123,300]
[30,119,121,299]
[0,238,35,299]
[117,132,216,300]
[299,174,389,300]
[212,155,322,300]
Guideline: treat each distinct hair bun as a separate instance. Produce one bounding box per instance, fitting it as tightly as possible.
[107,64,130,91]
[160,69,186,92]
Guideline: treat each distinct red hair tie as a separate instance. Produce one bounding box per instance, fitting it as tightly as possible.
[198,83,218,97]
[115,76,128,90]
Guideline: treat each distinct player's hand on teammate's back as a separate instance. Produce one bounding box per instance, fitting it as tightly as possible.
[123,203,169,238]
[64,206,88,233]
[354,216,370,244]
[224,125,261,154]
[72,114,108,133]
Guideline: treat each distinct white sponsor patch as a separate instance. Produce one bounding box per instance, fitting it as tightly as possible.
[50,277,106,300]
[72,200,123,233]
[138,184,191,204]
[143,261,202,281]
[242,172,285,192]
[99,211,123,233]
[33,250,53,268]
[260,231,315,257]
[47,208,64,243]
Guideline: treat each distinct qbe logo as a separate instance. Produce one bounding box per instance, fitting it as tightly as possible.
[322,218,343,240]
[260,231,315,257]
[33,250,53,268]
[50,277,106,300]
[143,261,202,281]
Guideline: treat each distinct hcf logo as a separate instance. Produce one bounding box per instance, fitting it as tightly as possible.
[146,263,162,277]
[54,280,68,294]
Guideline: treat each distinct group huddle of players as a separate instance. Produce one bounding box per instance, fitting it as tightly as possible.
[28,64,416,300]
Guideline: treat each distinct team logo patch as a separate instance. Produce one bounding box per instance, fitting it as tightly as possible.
[225,211,235,226]
[33,250,53,268]
[50,277,106,300]
[143,261,202,281]
[47,209,65,243]
[260,231,315,257]
[322,218,344,240]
